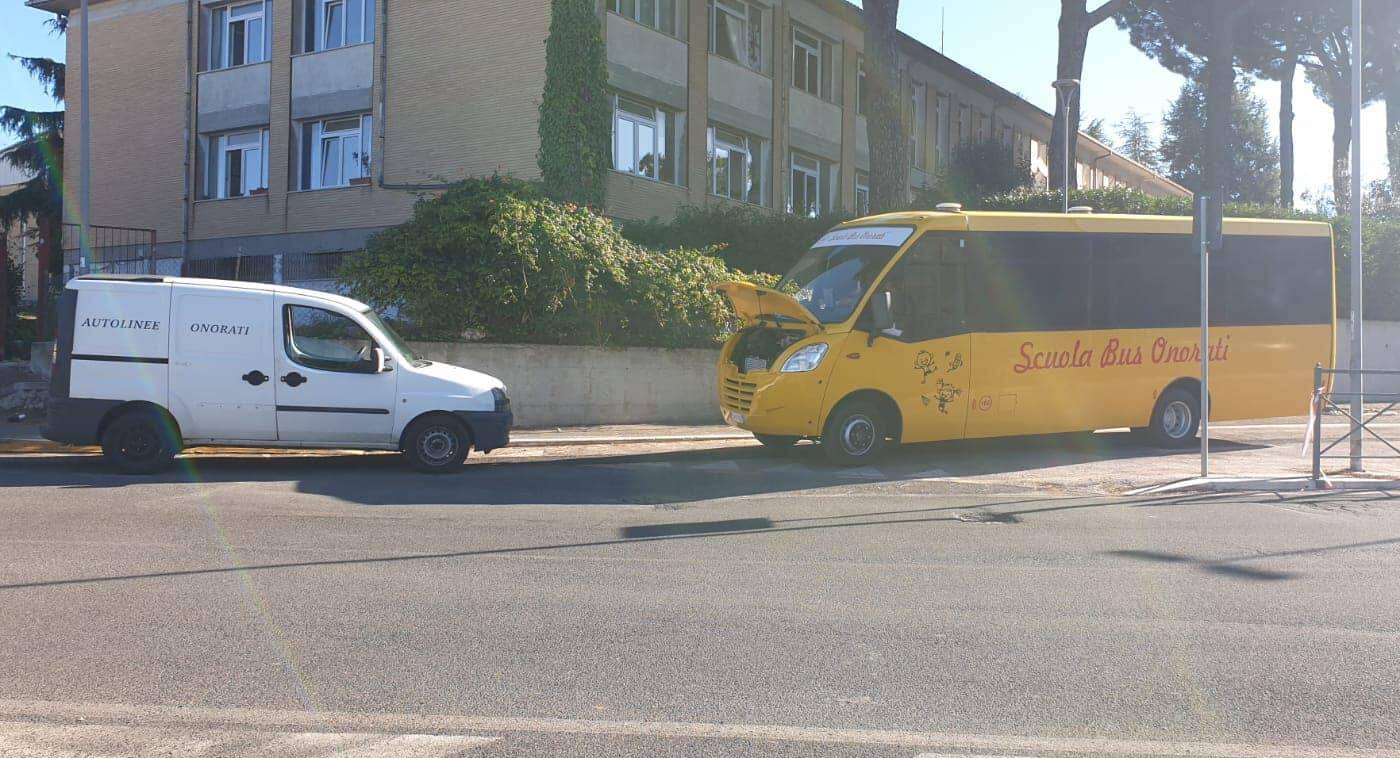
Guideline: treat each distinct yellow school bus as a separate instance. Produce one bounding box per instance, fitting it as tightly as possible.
[714,208,1335,465]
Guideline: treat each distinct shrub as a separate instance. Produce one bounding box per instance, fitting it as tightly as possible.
[622,203,849,276]
[537,0,611,207]
[914,139,1033,207]
[338,176,759,348]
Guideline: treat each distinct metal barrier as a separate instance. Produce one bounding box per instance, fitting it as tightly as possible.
[61,223,158,280]
[1312,365,1400,480]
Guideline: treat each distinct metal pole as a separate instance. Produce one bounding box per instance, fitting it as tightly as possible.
[1313,364,1324,482]
[80,0,92,272]
[1349,0,1365,472]
[1199,193,1210,478]
[1052,79,1079,214]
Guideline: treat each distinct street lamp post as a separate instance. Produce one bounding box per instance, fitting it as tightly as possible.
[1052,79,1080,214]
[80,0,91,272]
[1350,0,1364,471]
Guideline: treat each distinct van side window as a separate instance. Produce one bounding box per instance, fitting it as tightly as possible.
[284,305,377,373]
[875,234,965,342]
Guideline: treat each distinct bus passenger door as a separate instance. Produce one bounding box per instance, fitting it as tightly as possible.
[827,234,972,444]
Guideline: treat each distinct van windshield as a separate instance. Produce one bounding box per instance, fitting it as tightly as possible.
[778,244,901,324]
[361,309,425,366]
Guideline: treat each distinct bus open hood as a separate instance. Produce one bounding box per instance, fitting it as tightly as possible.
[713,281,820,328]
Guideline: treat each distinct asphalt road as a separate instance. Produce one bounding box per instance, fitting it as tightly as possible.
[1,443,1400,757]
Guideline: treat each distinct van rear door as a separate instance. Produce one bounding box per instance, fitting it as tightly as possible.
[168,283,278,441]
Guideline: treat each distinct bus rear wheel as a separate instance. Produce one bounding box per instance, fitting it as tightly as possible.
[1146,388,1201,449]
[821,400,889,466]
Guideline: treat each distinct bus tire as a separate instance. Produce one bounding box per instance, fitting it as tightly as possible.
[1147,388,1200,449]
[821,399,889,467]
[402,414,471,473]
[101,409,178,474]
[754,433,800,449]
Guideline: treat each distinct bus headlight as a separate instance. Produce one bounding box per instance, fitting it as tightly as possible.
[781,343,829,373]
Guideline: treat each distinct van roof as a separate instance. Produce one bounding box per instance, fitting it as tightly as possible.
[70,275,373,312]
[841,209,1333,238]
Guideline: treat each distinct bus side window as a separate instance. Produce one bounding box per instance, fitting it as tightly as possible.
[880,234,964,342]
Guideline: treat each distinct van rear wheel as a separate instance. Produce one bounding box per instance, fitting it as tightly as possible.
[1147,388,1201,448]
[101,410,178,474]
[821,400,889,467]
[403,415,471,473]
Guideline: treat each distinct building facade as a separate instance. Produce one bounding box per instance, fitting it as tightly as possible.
[32,0,1186,282]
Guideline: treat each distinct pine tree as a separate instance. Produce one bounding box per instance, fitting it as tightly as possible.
[1115,109,1156,168]
[537,0,611,207]
[1082,117,1111,145]
[1159,79,1279,205]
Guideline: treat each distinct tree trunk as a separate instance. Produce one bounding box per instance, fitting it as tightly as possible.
[864,0,907,212]
[1333,100,1353,212]
[1203,3,1235,202]
[1279,55,1296,209]
[1050,0,1088,191]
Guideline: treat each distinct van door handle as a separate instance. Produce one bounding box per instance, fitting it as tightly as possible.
[242,370,268,386]
[281,372,307,388]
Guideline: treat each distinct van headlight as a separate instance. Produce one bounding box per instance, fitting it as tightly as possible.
[780,343,829,373]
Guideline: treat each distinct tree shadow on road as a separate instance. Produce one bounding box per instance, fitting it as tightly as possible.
[0,431,1268,507]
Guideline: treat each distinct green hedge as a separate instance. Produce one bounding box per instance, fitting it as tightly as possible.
[622,203,849,276]
[338,177,763,348]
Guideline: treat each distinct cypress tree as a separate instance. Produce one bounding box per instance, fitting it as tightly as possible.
[537,0,612,208]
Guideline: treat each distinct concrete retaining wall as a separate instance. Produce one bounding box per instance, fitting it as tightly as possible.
[29,341,54,379]
[1334,319,1400,398]
[409,342,722,428]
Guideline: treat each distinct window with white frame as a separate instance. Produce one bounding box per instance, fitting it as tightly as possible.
[613,95,683,184]
[911,82,927,170]
[209,1,269,70]
[792,27,832,100]
[299,114,372,190]
[855,171,870,217]
[710,0,763,71]
[303,0,375,53]
[204,128,269,199]
[609,0,679,36]
[789,152,821,217]
[708,125,766,205]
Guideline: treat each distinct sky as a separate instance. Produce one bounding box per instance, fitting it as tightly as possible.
[0,0,1391,209]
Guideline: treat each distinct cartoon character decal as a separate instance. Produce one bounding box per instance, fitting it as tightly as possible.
[933,379,962,414]
[914,351,936,383]
[945,351,964,373]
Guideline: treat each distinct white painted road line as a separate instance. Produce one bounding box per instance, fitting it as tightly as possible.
[1,700,1397,758]
[0,720,497,758]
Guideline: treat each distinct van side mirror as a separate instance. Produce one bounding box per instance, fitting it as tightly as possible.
[373,347,390,373]
[867,291,895,346]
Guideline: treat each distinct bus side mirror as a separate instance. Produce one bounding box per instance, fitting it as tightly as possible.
[868,292,895,346]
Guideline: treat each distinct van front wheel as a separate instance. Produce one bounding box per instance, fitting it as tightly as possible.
[403,415,471,473]
[821,400,889,467]
[101,410,178,474]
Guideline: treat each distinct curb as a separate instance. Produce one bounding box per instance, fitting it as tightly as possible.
[1127,476,1400,495]
[0,432,753,456]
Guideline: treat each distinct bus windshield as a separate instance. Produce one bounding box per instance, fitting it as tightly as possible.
[778,244,902,324]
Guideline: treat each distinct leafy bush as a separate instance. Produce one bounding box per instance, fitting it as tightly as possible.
[537,0,610,207]
[622,203,849,276]
[338,176,758,348]
[914,139,1033,207]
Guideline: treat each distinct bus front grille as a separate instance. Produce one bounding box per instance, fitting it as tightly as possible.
[721,377,757,413]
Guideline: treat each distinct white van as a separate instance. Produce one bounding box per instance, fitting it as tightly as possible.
[44,275,512,474]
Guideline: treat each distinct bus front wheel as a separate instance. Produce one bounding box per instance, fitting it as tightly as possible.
[1146,388,1201,449]
[821,400,889,466]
